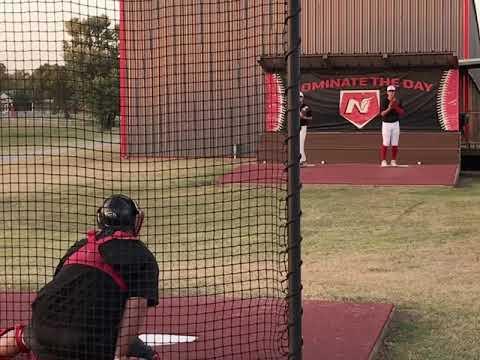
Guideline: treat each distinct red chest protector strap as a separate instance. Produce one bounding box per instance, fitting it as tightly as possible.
[64,230,138,291]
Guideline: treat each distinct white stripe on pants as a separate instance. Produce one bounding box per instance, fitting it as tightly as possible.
[382,121,400,146]
[300,125,307,162]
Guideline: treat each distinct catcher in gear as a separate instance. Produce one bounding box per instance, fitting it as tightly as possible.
[380,85,405,167]
[0,195,160,360]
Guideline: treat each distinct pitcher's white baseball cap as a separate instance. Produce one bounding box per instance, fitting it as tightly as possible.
[386,85,396,91]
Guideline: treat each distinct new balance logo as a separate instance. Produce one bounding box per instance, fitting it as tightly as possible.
[339,90,380,129]
[345,97,374,114]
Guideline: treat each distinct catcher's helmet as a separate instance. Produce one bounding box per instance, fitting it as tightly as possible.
[97,194,144,236]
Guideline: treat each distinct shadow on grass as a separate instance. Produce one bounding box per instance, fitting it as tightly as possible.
[375,307,425,360]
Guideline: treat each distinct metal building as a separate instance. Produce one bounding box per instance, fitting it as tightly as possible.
[121,0,480,157]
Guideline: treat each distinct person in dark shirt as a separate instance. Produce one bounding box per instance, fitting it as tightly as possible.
[0,194,160,360]
[299,91,313,166]
[380,85,405,167]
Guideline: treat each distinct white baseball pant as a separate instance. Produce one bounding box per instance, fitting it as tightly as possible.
[300,125,307,162]
[382,121,400,146]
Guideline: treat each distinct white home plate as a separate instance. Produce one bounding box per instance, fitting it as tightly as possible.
[139,334,197,346]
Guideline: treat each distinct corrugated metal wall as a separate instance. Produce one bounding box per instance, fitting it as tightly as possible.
[123,0,285,157]
[466,0,480,116]
[124,0,472,156]
[301,0,462,55]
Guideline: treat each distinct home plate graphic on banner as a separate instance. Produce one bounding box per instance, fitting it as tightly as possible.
[338,90,380,129]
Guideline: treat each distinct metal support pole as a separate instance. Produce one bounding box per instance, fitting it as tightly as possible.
[286,0,302,358]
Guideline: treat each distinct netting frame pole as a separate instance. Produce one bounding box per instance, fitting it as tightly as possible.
[119,0,129,159]
[286,0,303,359]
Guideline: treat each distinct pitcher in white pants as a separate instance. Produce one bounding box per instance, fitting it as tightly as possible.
[299,92,312,165]
[380,85,405,167]
[381,120,400,159]
[300,125,308,163]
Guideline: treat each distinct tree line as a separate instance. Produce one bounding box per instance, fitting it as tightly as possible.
[0,15,119,131]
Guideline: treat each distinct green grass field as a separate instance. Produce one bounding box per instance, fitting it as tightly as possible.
[301,182,480,359]
[0,117,118,156]
[0,119,286,298]
[1,119,480,358]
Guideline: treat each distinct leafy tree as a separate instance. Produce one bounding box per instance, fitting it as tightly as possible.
[13,90,33,111]
[11,70,31,89]
[1,71,33,111]
[0,63,7,88]
[63,15,119,130]
[31,64,75,115]
[0,64,8,96]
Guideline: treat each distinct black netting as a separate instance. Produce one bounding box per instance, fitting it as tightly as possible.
[0,1,296,359]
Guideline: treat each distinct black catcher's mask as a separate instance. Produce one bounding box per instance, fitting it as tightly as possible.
[97,194,144,236]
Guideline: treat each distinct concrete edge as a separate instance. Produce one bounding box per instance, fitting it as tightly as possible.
[368,305,396,360]
[453,164,461,187]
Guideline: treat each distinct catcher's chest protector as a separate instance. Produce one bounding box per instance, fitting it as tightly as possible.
[64,230,138,291]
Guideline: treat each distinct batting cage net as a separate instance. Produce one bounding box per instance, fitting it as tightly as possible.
[0,1,302,359]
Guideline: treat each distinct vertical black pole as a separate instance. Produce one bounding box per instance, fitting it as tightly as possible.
[286,0,302,359]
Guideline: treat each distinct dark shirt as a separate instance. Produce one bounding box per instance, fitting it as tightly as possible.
[300,103,312,126]
[30,237,159,360]
[381,96,404,123]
